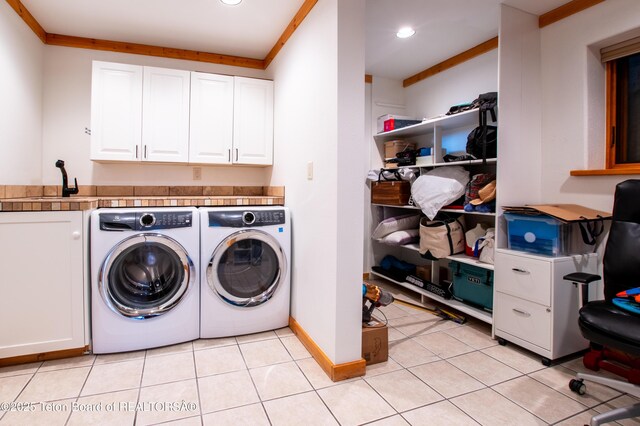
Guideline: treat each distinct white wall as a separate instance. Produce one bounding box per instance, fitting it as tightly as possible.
[496,5,543,246]
[540,0,640,211]
[334,0,366,364]
[0,1,44,184]
[267,0,365,365]
[405,50,498,120]
[41,46,271,186]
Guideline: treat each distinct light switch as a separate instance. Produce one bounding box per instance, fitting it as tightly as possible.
[307,161,313,180]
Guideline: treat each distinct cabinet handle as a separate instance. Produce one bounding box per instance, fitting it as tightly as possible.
[228,149,231,163]
[235,148,238,162]
[144,145,147,159]
[512,308,531,317]
[72,231,81,240]
[135,146,139,159]
[512,268,530,274]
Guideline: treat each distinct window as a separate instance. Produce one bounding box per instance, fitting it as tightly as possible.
[603,38,640,169]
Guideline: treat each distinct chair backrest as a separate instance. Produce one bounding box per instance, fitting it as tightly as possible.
[603,179,640,301]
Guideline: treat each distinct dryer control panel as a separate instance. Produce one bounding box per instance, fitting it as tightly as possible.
[208,210,285,228]
[100,211,193,231]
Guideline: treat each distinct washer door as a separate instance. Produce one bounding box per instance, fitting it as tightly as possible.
[207,230,286,307]
[99,233,194,319]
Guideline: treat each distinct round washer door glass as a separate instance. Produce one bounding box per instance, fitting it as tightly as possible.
[207,230,286,307]
[100,234,194,319]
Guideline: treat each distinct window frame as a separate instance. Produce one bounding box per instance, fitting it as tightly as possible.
[606,55,640,170]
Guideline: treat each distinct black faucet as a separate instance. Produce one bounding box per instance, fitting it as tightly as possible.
[55,160,79,197]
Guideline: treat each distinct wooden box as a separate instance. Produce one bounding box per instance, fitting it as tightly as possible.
[371,180,410,205]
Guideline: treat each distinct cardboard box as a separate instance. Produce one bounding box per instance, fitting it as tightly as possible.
[384,140,416,159]
[416,265,432,280]
[362,320,388,365]
[502,204,611,222]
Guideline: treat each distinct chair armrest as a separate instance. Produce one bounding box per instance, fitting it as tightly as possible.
[563,272,601,309]
[563,272,601,285]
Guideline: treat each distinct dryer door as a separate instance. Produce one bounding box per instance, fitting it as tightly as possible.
[99,233,194,319]
[207,229,286,307]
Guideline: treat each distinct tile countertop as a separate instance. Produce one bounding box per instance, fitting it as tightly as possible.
[0,195,285,212]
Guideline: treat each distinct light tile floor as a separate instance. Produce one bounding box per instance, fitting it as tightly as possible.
[1,299,639,425]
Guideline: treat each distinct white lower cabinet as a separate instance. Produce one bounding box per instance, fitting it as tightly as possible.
[494,249,598,362]
[0,211,88,359]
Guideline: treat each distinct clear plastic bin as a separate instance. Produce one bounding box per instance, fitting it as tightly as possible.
[505,213,568,257]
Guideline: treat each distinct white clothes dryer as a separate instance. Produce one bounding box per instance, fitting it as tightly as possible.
[199,207,290,338]
[90,207,199,353]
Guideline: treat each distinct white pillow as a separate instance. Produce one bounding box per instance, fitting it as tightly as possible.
[411,166,470,220]
[379,229,419,245]
[372,214,420,239]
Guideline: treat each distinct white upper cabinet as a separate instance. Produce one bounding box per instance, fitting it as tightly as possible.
[90,61,143,161]
[142,67,191,163]
[90,61,274,166]
[233,77,274,165]
[189,72,234,164]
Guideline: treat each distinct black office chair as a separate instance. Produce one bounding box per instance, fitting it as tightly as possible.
[564,179,640,426]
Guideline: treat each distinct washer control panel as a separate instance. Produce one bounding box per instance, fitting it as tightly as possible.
[208,209,285,228]
[100,211,192,231]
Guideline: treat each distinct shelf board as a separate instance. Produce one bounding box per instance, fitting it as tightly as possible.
[371,240,494,271]
[430,158,497,167]
[374,109,480,143]
[371,203,420,210]
[439,208,495,216]
[370,270,493,324]
[372,240,420,252]
[446,253,494,270]
[379,158,497,170]
[370,205,495,216]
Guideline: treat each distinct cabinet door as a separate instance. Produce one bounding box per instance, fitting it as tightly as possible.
[233,77,274,165]
[142,67,191,163]
[189,72,234,164]
[90,61,143,161]
[0,212,85,358]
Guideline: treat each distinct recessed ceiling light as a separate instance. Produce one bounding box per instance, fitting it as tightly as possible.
[396,27,416,39]
[220,0,242,5]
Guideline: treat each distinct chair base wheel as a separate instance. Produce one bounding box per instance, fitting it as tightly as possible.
[498,338,507,346]
[569,378,586,395]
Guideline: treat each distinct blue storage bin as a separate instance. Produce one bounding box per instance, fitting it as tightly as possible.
[449,261,493,312]
[505,213,568,256]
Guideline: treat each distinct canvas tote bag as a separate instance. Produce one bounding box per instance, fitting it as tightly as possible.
[419,217,465,260]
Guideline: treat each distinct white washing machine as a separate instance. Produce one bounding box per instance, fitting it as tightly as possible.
[90,207,199,353]
[200,206,290,338]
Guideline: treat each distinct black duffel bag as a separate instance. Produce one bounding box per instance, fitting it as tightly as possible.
[466,125,497,160]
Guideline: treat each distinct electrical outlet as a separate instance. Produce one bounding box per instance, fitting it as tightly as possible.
[193,167,202,181]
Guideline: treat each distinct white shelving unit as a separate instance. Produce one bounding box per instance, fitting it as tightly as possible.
[369,107,497,325]
[369,270,493,324]
[374,109,479,142]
